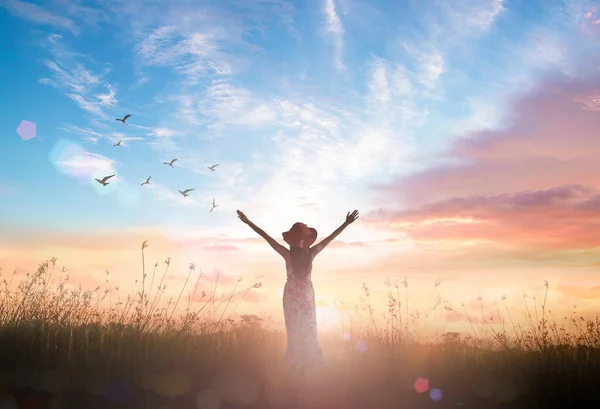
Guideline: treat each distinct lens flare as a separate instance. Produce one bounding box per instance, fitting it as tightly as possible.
[16,120,36,140]
[429,388,443,402]
[354,340,368,353]
[413,377,429,394]
[49,138,117,194]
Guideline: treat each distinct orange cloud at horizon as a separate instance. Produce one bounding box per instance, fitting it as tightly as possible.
[1,222,599,339]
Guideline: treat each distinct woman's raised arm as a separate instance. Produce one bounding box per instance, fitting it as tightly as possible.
[237,210,289,258]
[311,210,359,257]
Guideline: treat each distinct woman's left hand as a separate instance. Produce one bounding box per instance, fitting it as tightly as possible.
[237,210,250,224]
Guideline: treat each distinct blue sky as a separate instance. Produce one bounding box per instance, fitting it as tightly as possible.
[1,0,598,239]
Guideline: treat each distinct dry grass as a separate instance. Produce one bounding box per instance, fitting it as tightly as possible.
[0,241,599,408]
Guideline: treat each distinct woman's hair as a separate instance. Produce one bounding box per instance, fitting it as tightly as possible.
[289,246,312,279]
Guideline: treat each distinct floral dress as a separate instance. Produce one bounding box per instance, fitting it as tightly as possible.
[282,253,324,371]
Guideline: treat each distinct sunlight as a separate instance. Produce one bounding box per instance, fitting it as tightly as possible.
[316,299,342,333]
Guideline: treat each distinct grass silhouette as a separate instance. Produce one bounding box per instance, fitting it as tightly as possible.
[0,240,598,408]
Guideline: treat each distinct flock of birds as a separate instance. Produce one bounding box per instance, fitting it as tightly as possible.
[94,114,220,213]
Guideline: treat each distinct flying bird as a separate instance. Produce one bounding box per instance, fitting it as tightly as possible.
[95,174,115,186]
[115,114,131,125]
[163,159,178,167]
[207,164,219,171]
[178,189,194,197]
[113,140,122,147]
[140,176,151,186]
[210,199,219,213]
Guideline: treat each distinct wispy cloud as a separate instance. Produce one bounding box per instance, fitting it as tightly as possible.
[135,23,239,83]
[96,83,118,107]
[449,0,505,33]
[1,0,80,34]
[38,35,117,119]
[58,125,103,143]
[52,0,109,28]
[323,0,345,69]
[409,45,445,92]
[365,55,422,125]
[424,0,506,43]
[58,125,143,146]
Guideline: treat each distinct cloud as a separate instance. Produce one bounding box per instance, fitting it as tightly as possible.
[135,20,244,83]
[202,244,241,252]
[1,0,79,34]
[58,125,103,143]
[203,268,239,285]
[365,55,422,125]
[448,0,505,33]
[104,132,144,146]
[38,35,117,119]
[368,184,600,250]
[52,0,110,28]
[557,283,600,300]
[323,0,345,69]
[147,127,178,138]
[58,125,143,146]
[175,81,278,130]
[368,75,600,252]
[96,83,118,107]
[423,0,506,43]
[401,42,445,94]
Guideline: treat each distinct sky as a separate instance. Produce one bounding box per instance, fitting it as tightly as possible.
[1,0,600,337]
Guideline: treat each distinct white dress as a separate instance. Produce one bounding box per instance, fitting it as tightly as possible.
[282,252,324,370]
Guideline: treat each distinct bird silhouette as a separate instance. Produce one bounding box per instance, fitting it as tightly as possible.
[178,189,194,197]
[163,159,178,168]
[210,198,219,213]
[115,114,131,125]
[95,174,115,186]
[113,140,122,147]
[140,176,151,186]
[207,164,219,171]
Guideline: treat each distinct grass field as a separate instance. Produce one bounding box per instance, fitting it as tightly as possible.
[0,241,598,409]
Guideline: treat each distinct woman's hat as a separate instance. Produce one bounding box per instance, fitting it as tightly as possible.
[282,222,317,248]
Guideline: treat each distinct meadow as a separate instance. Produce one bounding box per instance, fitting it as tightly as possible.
[0,241,598,409]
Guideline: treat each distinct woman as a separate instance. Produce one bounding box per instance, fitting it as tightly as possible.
[236,209,359,375]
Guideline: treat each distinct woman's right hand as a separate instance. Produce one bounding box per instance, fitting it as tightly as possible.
[345,209,359,225]
[237,210,250,224]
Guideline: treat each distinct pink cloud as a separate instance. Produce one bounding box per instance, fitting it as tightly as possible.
[202,245,241,252]
[373,78,600,208]
[368,184,600,250]
[557,284,600,299]
[368,76,600,251]
[203,268,239,285]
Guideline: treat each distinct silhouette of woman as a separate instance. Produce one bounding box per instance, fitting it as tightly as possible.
[236,209,359,375]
